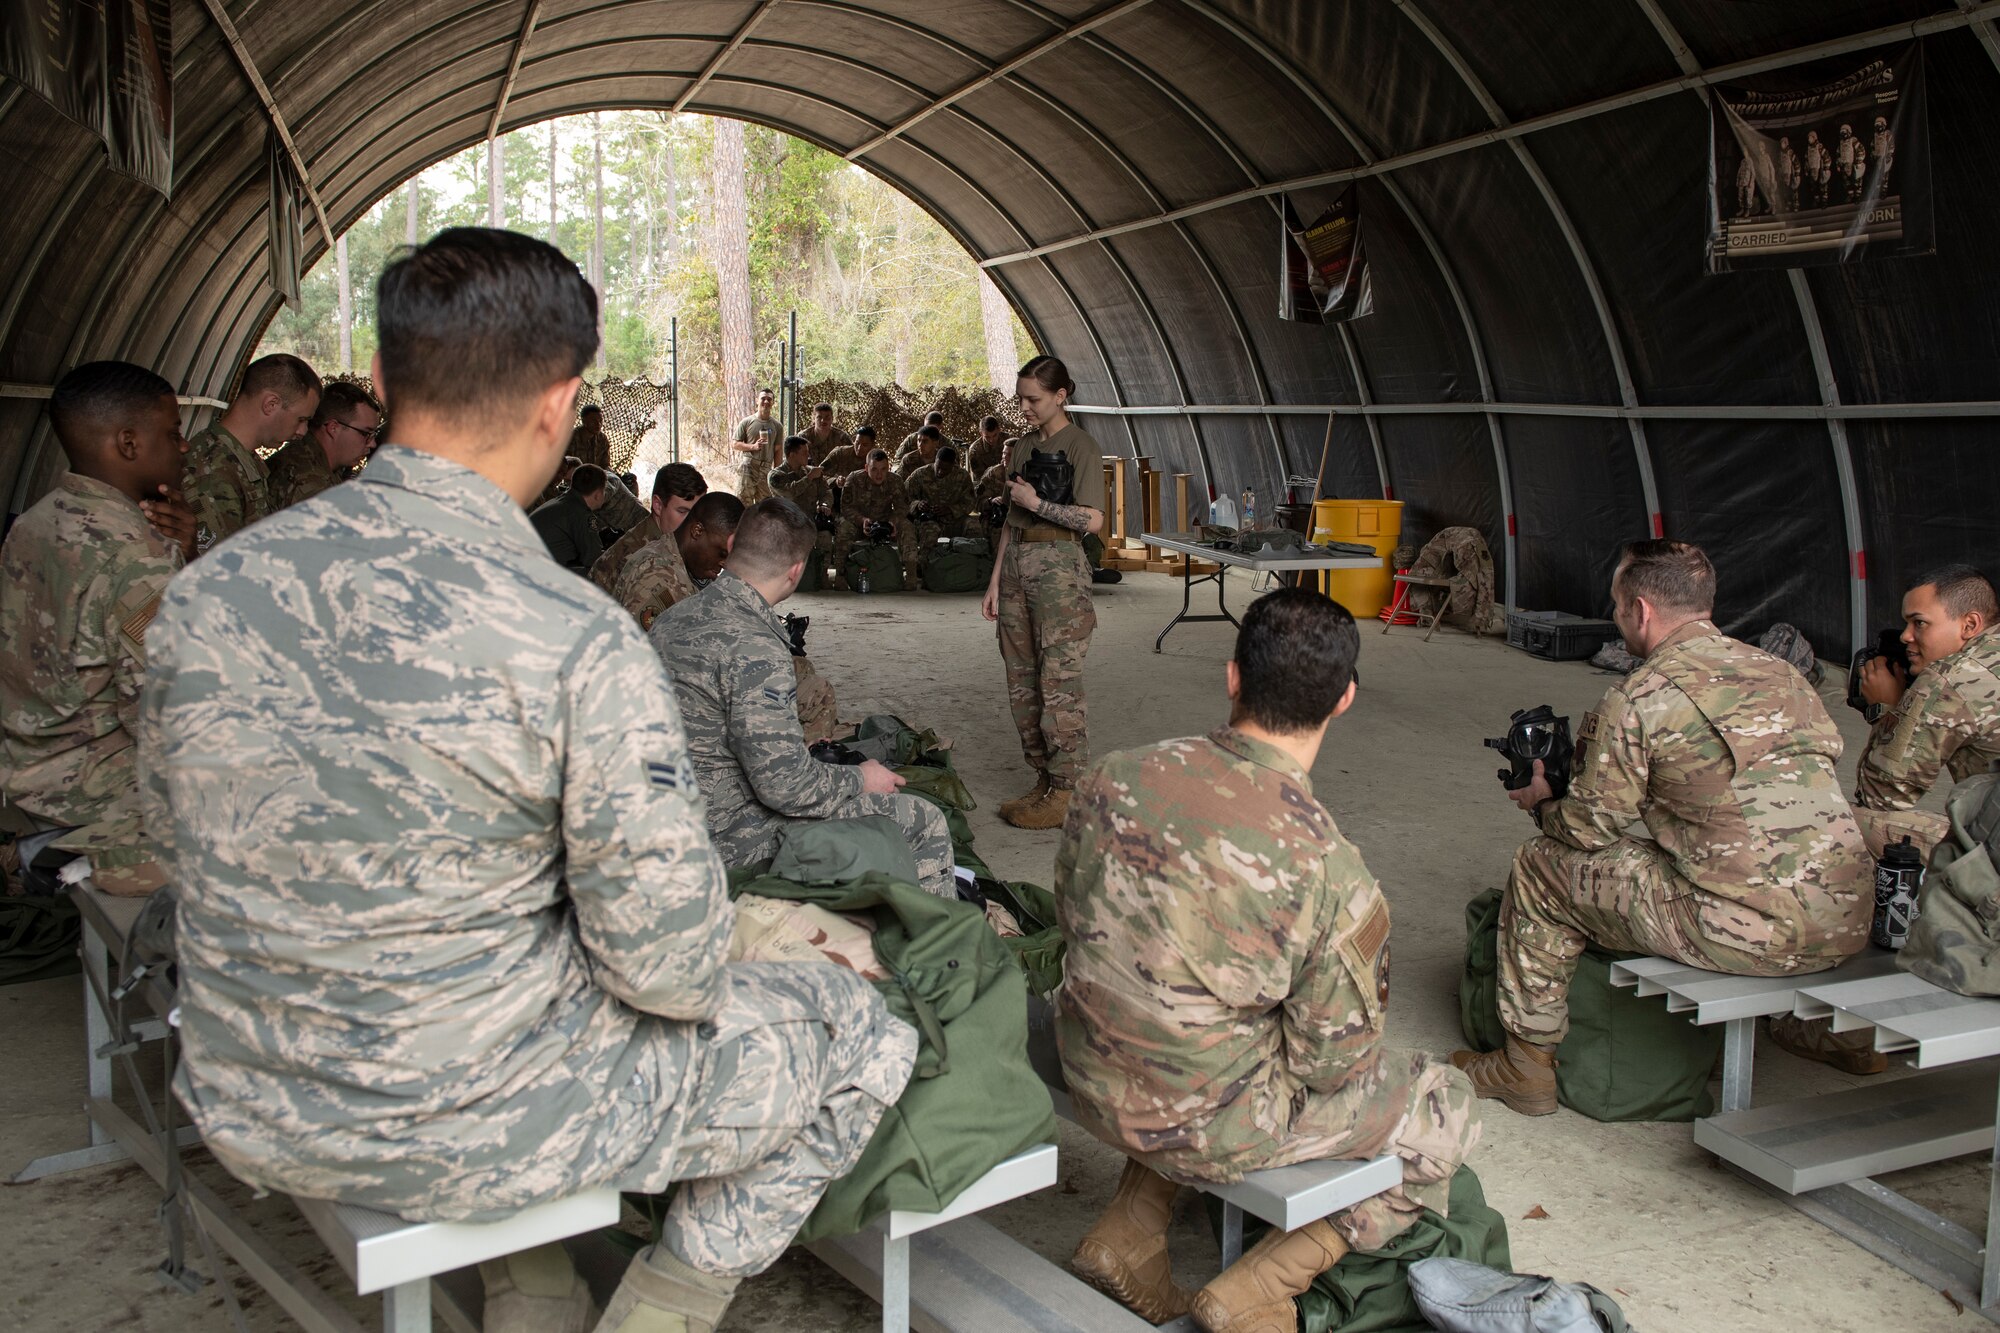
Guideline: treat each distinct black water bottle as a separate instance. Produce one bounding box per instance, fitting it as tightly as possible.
[1871,835,1924,950]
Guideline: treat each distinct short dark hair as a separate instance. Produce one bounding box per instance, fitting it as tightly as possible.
[917,425,941,441]
[239,353,321,405]
[814,401,833,414]
[580,404,602,419]
[757,386,775,398]
[925,411,944,425]
[49,361,176,455]
[1232,588,1358,734]
[867,448,889,463]
[731,498,818,578]
[1916,564,1999,621]
[783,434,809,458]
[684,491,744,534]
[308,380,382,431]
[652,461,707,501]
[570,464,607,497]
[856,424,876,439]
[376,227,597,429]
[981,415,1001,432]
[1615,539,1715,615]
[936,444,958,467]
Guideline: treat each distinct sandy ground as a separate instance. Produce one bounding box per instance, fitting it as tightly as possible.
[1,569,1982,1331]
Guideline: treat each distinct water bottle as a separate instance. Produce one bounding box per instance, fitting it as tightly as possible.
[1871,835,1924,950]
[1241,488,1257,530]
[858,566,870,595]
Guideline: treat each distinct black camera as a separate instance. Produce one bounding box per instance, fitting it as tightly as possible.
[1846,627,1912,714]
[864,519,895,542]
[813,510,837,533]
[1484,705,1574,799]
[781,613,809,657]
[809,739,866,765]
[981,498,1008,528]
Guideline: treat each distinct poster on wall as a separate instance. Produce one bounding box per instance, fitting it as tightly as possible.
[0,0,172,194]
[1281,189,1372,323]
[1707,40,1930,272]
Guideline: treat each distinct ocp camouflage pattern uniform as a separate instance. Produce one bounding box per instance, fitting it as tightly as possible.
[770,465,836,567]
[0,473,181,882]
[264,434,341,510]
[1502,621,1871,1044]
[997,423,1103,789]
[139,446,914,1275]
[651,570,953,898]
[803,427,851,468]
[591,514,661,594]
[820,443,863,482]
[567,423,611,473]
[974,462,1009,506]
[833,469,919,585]
[183,422,272,552]
[905,462,976,549]
[965,435,1007,480]
[613,533,696,630]
[1056,728,1480,1252]
[734,415,781,505]
[1852,630,2000,857]
[1405,526,1506,635]
[594,472,650,536]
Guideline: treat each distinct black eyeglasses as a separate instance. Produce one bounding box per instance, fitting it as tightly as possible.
[328,419,382,443]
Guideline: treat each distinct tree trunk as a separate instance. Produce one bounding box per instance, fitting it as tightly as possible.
[335,233,353,373]
[487,137,504,227]
[405,177,419,246]
[592,113,607,370]
[711,117,753,421]
[978,268,1018,392]
[660,118,677,262]
[548,122,558,242]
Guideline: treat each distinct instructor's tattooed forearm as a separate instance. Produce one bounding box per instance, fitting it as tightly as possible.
[1035,500,1097,534]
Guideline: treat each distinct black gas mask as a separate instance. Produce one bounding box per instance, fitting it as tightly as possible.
[1012,447,1075,507]
[1484,705,1573,799]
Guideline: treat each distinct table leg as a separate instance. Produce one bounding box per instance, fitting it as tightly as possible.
[1984,1076,2000,1309]
[1213,566,1241,630]
[881,1232,910,1333]
[1719,1017,1754,1114]
[1154,551,1198,652]
[384,1279,431,1333]
[1220,1203,1245,1268]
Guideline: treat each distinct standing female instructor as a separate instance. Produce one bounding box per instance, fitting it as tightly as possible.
[982,356,1107,830]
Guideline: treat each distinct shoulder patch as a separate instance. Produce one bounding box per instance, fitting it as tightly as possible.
[119,594,160,663]
[1350,895,1391,968]
[1579,710,1602,741]
[646,759,694,792]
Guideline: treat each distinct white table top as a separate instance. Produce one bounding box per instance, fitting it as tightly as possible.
[1140,532,1383,571]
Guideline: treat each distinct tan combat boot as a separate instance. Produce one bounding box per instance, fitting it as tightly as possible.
[1769,1013,1888,1076]
[479,1242,598,1333]
[1070,1159,1192,1322]
[591,1244,738,1333]
[1005,783,1072,831]
[1190,1218,1348,1333]
[997,772,1050,822]
[1451,1034,1559,1116]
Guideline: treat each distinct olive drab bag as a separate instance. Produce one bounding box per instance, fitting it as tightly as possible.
[1899,772,2000,996]
[1460,889,1723,1122]
[844,541,904,592]
[922,546,993,593]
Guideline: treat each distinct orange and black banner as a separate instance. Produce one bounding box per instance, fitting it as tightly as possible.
[1708,40,1931,272]
[0,1,172,194]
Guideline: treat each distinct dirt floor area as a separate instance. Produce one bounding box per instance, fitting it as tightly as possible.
[1,568,1983,1331]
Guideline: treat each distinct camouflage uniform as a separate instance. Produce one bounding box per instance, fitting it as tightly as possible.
[965,435,1007,480]
[594,472,650,536]
[0,474,180,879]
[1502,622,1871,1044]
[974,462,1010,506]
[820,443,863,482]
[832,470,920,585]
[1851,630,2000,858]
[802,427,851,468]
[1056,728,1481,1252]
[734,415,781,505]
[613,533,696,631]
[567,424,611,474]
[139,446,914,1272]
[651,571,953,898]
[183,422,272,552]
[591,514,661,594]
[905,462,977,549]
[1405,526,1506,635]
[894,448,937,482]
[769,465,835,566]
[997,424,1104,788]
[265,434,341,511]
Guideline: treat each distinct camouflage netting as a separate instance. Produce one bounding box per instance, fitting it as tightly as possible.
[798,380,1027,447]
[576,379,672,476]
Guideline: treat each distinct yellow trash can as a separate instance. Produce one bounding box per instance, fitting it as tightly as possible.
[1310,499,1403,619]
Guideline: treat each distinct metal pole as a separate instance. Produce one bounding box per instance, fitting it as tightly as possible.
[788,307,799,434]
[669,315,680,463]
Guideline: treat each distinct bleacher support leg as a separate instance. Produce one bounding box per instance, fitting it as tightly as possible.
[880,1232,910,1333]
[1220,1203,1244,1267]
[1719,1017,1754,1113]
[384,1279,431,1333]
[1984,1077,2000,1310]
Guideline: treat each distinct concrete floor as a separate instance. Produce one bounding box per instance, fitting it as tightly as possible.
[1,569,1982,1331]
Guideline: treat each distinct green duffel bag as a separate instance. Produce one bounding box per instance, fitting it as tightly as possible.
[845,541,904,592]
[727,868,1057,1241]
[1900,772,2000,996]
[923,546,993,593]
[795,547,826,593]
[1460,888,1723,1122]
